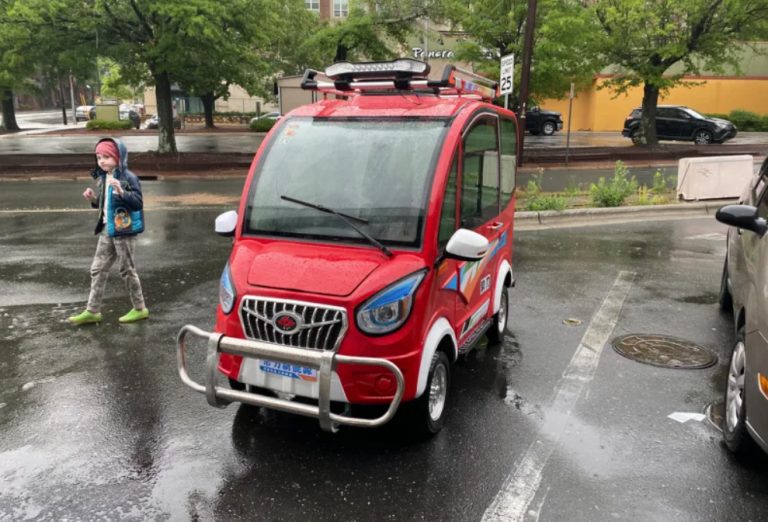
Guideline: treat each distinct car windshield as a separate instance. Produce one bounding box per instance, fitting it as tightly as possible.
[244,117,449,247]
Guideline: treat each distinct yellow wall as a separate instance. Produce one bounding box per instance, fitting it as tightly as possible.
[540,77,768,131]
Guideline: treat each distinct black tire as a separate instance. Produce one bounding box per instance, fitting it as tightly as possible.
[541,120,556,136]
[630,128,642,145]
[693,129,713,144]
[487,286,509,345]
[410,351,451,436]
[723,328,758,458]
[719,259,733,313]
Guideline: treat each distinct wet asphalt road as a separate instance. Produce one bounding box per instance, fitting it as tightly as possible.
[2,180,768,521]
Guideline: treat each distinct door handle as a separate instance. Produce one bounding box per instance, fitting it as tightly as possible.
[488,221,504,231]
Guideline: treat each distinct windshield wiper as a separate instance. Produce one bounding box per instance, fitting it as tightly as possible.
[280,195,393,258]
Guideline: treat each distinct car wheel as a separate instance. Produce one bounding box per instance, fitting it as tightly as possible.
[718,259,733,313]
[630,128,642,145]
[541,121,556,136]
[693,129,713,144]
[723,328,758,457]
[410,351,450,436]
[487,286,509,345]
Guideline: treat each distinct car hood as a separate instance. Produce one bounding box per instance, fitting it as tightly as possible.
[246,242,382,297]
[710,117,734,127]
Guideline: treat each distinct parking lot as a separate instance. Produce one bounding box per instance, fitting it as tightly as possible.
[1,179,767,520]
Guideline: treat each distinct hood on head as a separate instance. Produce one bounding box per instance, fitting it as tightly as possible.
[92,137,129,176]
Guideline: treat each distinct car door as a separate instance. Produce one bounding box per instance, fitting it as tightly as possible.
[744,182,768,441]
[454,113,503,349]
[666,108,693,139]
[655,108,673,139]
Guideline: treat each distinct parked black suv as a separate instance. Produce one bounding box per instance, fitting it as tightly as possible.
[622,105,737,144]
[525,107,563,136]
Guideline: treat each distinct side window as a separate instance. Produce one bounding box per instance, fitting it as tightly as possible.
[657,108,672,118]
[460,116,499,229]
[437,155,458,250]
[758,182,768,220]
[500,118,517,207]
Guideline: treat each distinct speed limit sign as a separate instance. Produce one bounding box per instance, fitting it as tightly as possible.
[499,54,514,96]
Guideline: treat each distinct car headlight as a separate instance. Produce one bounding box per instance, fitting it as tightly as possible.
[715,122,729,129]
[219,262,236,314]
[356,269,427,335]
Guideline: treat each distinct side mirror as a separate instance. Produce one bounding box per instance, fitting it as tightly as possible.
[215,210,238,237]
[715,204,768,236]
[445,229,489,261]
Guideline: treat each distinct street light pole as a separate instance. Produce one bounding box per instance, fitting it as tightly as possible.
[516,0,538,167]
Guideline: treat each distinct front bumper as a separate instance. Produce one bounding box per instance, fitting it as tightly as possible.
[176,324,405,432]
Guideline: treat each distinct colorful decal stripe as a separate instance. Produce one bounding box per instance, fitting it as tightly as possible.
[442,231,508,302]
[460,299,490,338]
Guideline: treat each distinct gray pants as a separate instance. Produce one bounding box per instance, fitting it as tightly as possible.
[87,233,146,313]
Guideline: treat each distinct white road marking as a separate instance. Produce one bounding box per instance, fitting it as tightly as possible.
[482,270,635,522]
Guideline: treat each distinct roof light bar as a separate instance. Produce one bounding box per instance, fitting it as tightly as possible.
[300,60,499,101]
[325,59,430,80]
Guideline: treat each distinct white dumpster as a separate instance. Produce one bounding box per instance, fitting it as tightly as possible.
[677,155,753,201]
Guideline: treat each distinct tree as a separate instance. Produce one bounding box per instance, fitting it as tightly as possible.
[594,0,768,146]
[87,0,300,153]
[444,0,604,104]
[308,0,444,65]
[175,0,316,127]
[0,0,98,131]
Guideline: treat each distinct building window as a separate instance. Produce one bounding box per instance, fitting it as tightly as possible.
[333,0,348,17]
[305,0,319,11]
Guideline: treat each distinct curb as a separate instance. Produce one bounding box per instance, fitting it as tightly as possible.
[514,200,734,229]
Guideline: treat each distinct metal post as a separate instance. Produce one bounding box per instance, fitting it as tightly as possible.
[565,82,574,165]
[516,0,538,168]
[68,74,77,123]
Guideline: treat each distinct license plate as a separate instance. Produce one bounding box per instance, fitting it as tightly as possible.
[258,360,318,382]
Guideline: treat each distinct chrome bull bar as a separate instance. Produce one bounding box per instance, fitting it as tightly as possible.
[176,325,405,432]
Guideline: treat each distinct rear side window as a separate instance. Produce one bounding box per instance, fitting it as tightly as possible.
[631,109,642,118]
[461,116,499,229]
[500,118,517,207]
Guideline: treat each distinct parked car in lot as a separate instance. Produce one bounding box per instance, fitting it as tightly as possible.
[525,107,563,136]
[75,105,95,121]
[248,111,281,125]
[622,105,737,144]
[176,59,518,436]
[145,113,181,129]
[716,156,768,457]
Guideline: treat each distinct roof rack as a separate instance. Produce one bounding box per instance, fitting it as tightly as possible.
[300,59,499,101]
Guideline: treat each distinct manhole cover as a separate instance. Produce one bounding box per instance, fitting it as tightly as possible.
[611,334,717,369]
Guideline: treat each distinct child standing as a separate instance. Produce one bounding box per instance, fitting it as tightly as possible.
[68,138,150,325]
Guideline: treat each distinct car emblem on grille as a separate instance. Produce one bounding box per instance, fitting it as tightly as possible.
[273,311,302,335]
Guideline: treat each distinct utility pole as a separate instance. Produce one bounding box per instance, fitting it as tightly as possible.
[516,0,538,167]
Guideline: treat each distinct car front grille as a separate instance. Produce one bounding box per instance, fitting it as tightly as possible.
[239,297,348,351]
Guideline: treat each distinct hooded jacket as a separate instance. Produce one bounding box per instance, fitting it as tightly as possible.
[90,137,144,236]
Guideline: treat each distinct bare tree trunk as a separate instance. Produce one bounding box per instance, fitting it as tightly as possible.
[640,83,660,146]
[1,89,20,131]
[154,71,177,153]
[201,92,216,128]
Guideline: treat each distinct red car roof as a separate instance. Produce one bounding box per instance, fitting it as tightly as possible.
[288,93,482,119]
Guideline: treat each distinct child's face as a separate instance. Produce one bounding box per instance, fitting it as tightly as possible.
[96,153,118,172]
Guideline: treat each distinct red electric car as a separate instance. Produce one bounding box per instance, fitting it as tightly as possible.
[177,59,519,435]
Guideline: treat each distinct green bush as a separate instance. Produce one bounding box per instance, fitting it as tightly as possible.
[85,119,133,130]
[728,109,765,131]
[589,161,638,207]
[249,118,276,132]
[708,109,768,131]
[523,175,568,211]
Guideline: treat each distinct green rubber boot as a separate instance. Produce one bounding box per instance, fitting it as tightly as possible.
[119,308,149,323]
[68,310,103,325]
